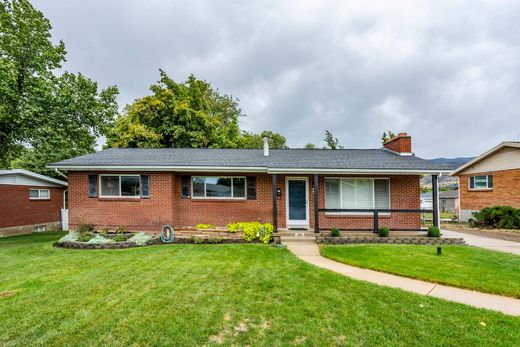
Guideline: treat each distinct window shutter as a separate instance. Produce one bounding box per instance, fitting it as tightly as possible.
[88,175,98,198]
[181,175,190,198]
[487,175,493,188]
[140,175,150,198]
[469,176,475,189]
[247,176,256,200]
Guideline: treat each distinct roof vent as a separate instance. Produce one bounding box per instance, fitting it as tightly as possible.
[263,137,269,156]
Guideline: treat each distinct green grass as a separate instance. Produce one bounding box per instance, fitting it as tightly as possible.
[1,232,519,346]
[321,244,520,298]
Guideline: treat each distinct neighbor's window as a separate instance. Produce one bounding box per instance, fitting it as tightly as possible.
[325,178,390,211]
[192,176,246,198]
[100,175,140,197]
[469,175,493,190]
[29,189,50,200]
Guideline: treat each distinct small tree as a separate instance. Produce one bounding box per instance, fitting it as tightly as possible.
[324,130,343,150]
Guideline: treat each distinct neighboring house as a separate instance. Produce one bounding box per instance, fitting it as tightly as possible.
[452,141,520,221]
[420,189,459,214]
[48,133,450,233]
[0,169,68,237]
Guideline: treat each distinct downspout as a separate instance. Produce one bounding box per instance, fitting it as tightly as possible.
[54,168,68,209]
[54,168,68,180]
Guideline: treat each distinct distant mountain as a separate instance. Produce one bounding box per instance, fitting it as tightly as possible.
[428,157,474,168]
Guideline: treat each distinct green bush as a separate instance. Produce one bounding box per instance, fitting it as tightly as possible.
[77,222,94,235]
[226,222,274,243]
[207,237,223,244]
[378,227,389,237]
[112,235,127,242]
[189,236,205,244]
[116,225,127,234]
[469,206,520,229]
[98,227,109,236]
[428,226,441,238]
[78,233,93,242]
[196,224,215,229]
[330,227,340,237]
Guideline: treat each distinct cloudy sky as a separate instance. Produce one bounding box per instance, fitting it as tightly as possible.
[33,0,520,158]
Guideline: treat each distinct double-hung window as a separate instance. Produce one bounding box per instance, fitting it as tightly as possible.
[100,175,140,197]
[325,178,390,213]
[192,176,246,199]
[29,189,50,200]
[469,175,493,190]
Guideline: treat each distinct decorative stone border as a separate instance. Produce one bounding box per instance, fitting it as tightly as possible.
[54,235,281,249]
[316,237,465,245]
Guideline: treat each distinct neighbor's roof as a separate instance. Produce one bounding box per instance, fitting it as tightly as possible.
[0,169,68,187]
[48,148,451,174]
[451,141,520,175]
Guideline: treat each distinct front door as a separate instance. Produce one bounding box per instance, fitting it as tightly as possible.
[286,178,309,229]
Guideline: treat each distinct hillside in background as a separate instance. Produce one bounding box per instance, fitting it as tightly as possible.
[421,157,473,189]
[428,157,474,168]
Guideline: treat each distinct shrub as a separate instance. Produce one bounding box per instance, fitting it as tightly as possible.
[98,227,109,236]
[128,232,152,246]
[77,221,94,236]
[115,225,127,234]
[112,235,127,242]
[207,237,223,244]
[226,223,241,233]
[58,232,79,243]
[196,224,215,229]
[428,226,441,238]
[330,227,340,237]
[189,236,205,244]
[469,206,520,229]
[378,227,389,237]
[78,233,93,242]
[87,235,114,244]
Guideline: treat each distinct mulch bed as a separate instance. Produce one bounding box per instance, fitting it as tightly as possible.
[442,223,520,243]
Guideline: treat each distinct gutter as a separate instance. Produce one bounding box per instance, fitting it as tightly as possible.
[54,168,68,180]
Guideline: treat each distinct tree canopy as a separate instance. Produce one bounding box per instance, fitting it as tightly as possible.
[107,71,287,150]
[0,0,119,176]
[323,130,343,149]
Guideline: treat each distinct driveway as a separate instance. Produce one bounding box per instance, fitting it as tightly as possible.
[442,229,520,255]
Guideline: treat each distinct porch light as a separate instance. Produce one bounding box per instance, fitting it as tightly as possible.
[277,188,282,197]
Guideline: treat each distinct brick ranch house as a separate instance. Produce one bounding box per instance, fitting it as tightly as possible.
[452,141,520,221]
[0,169,67,237]
[49,133,449,234]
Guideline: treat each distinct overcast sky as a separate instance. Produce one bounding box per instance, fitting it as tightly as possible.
[33,0,520,158]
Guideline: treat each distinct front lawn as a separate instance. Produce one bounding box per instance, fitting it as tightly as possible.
[321,244,520,298]
[1,232,519,346]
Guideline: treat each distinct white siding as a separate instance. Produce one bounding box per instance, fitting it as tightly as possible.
[462,147,520,174]
[0,174,62,187]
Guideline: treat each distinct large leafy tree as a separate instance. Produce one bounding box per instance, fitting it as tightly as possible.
[107,70,287,150]
[0,0,118,175]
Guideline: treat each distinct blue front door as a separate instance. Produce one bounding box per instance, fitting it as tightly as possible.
[287,179,308,227]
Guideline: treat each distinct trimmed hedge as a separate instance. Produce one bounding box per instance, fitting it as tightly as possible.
[469,206,520,229]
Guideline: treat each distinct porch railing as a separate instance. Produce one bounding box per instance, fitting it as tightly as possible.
[315,208,435,233]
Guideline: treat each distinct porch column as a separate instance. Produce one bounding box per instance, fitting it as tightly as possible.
[272,174,278,232]
[432,174,439,228]
[314,174,319,233]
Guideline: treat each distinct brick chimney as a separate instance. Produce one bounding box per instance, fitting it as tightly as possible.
[383,132,412,154]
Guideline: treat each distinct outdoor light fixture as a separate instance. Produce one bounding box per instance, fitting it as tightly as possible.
[277,188,282,197]
[437,246,442,255]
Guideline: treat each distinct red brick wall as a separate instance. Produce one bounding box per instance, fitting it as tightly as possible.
[458,169,520,210]
[0,185,64,228]
[69,171,420,232]
[68,172,174,232]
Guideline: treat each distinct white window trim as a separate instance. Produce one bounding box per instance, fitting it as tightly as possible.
[99,174,141,198]
[29,189,51,200]
[324,177,391,216]
[191,176,247,200]
[468,175,492,191]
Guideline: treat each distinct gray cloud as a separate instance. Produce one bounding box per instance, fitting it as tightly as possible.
[34,0,520,158]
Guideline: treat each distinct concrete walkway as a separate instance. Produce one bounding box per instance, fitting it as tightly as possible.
[442,229,520,255]
[285,241,520,316]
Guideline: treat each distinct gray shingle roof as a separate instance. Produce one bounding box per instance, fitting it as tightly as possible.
[49,148,451,172]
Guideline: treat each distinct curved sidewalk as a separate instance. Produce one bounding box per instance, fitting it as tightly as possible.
[285,242,520,316]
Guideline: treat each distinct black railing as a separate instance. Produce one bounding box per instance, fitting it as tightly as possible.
[316,208,435,233]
